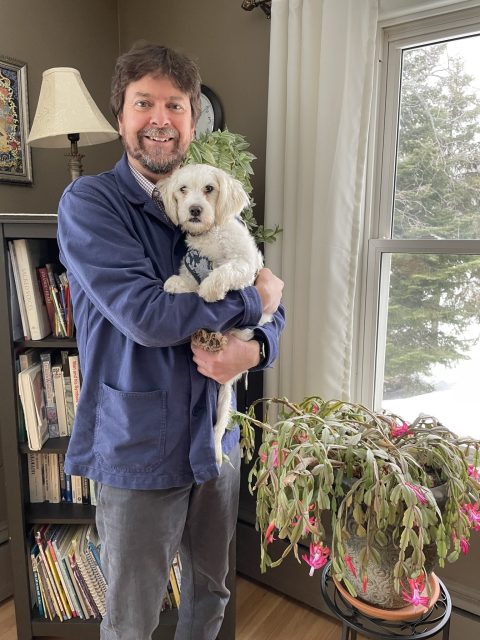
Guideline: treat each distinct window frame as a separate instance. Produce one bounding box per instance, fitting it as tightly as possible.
[358,7,480,410]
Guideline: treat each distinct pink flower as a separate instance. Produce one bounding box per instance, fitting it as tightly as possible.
[344,554,357,577]
[312,404,319,414]
[260,442,286,468]
[460,537,470,555]
[302,542,330,576]
[404,482,427,505]
[462,502,480,531]
[391,421,411,438]
[362,575,368,593]
[401,575,430,607]
[468,465,480,482]
[265,521,276,544]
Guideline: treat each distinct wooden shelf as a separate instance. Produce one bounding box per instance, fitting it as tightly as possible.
[14,337,76,349]
[20,436,70,454]
[31,609,178,639]
[27,502,95,524]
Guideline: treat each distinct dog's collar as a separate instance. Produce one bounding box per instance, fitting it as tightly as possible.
[184,248,213,284]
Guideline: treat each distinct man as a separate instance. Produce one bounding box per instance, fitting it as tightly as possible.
[57,42,284,640]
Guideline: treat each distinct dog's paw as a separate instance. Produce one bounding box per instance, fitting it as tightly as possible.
[198,274,228,302]
[164,275,193,294]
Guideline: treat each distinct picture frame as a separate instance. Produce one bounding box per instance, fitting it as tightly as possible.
[0,55,32,184]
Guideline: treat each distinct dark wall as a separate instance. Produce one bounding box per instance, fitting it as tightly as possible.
[0,0,271,222]
[117,0,271,222]
[0,0,122,214]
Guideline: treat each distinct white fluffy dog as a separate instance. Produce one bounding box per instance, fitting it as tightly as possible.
[159,163,271,465]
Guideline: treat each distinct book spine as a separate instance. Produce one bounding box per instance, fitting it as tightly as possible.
[69,354,81,415]
[69,553,101,619]
[40,352,60,438]
[52,365,68,437]
[34,531,65,620]
[8,241,30,339]
[36,556,55,620]
[71,476,83,504]
[46,538,72,619]
[37,266,56,334]
[27,453,44,503]
[30,552,45,618]
[13,239,50,340]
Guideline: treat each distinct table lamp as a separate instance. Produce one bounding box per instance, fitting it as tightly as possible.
[27,67,118,182]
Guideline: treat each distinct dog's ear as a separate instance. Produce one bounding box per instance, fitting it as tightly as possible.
[158,178,179,225]
[215,168,250,226]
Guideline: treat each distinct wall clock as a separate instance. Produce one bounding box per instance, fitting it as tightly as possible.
[195,85,224,138]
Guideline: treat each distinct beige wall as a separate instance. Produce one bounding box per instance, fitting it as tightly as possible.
[0,0,121,214]
[117,0,271,223]
[0,0,271,222]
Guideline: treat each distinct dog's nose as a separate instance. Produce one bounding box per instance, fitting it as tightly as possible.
[189,206,202,218]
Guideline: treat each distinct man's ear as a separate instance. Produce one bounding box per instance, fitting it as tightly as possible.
[117,113,124,137]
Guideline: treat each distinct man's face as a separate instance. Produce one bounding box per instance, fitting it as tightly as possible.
[118,73,195,182]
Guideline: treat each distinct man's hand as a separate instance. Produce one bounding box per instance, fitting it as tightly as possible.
[191,332,261,384]
[255,268,284,315]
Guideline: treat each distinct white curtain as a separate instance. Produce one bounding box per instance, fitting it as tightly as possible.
[264,0,378,402]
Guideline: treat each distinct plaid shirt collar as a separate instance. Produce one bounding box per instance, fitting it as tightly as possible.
[129,163,157,198]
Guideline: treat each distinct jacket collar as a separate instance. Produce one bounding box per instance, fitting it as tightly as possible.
[113,153,177,227]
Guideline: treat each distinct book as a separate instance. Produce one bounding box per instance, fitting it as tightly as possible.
[45,454,61,503]
[7,247,24,341]
[27,452,44,503]
[52,364,68,437]
[34,526,66,620]
[8,241,30,340]
[61,351,75,434]
[18,363,49,451]
[169,566,181,608]
[40,351,60,438]
[36,555,55,620]
[71,475,84,504]
[55,526,87,619]
[68,352,81,415]
[12,239,51,340]
[37,266,56,335]
[30,546,45,618]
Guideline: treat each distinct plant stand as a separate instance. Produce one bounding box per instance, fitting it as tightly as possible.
[320,562,452,640]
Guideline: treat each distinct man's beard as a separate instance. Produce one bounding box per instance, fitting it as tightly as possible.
[124,127,188,175]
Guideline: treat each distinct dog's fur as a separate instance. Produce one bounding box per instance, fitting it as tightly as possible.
[159,163,271,465]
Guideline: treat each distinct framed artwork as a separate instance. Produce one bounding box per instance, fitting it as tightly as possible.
[0,56,32,184]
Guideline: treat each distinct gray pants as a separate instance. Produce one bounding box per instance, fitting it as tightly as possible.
[96,444,241,640]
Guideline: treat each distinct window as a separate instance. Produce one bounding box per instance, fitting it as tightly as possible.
[362,10,480,438]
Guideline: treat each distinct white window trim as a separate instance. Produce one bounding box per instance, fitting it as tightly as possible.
[356,6,480,408]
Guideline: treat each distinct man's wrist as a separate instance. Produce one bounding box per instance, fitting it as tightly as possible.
[253,330,267,368]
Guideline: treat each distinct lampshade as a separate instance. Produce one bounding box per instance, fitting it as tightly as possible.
[28,67,118,148]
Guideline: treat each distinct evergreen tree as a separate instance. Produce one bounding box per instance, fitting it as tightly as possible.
[384,43,480,398]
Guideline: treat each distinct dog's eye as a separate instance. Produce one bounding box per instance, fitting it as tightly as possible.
[204,185,214,194]
[179,186,187,194]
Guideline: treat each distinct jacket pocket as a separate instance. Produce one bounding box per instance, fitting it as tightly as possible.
[94,382,167,474]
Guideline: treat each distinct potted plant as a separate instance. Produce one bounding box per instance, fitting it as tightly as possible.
[235,396,480,609]
[184,129,281,245]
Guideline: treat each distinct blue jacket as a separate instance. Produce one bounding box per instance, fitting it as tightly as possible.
[57,154,285,489]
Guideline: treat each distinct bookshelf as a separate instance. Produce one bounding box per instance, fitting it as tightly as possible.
[0,214,236,640]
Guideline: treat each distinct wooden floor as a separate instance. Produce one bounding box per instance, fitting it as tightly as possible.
[0,575,354,640]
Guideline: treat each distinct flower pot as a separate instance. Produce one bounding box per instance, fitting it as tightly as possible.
[333,572,440,620]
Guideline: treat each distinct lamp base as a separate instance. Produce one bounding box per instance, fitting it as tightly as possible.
[66,151,85,182]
